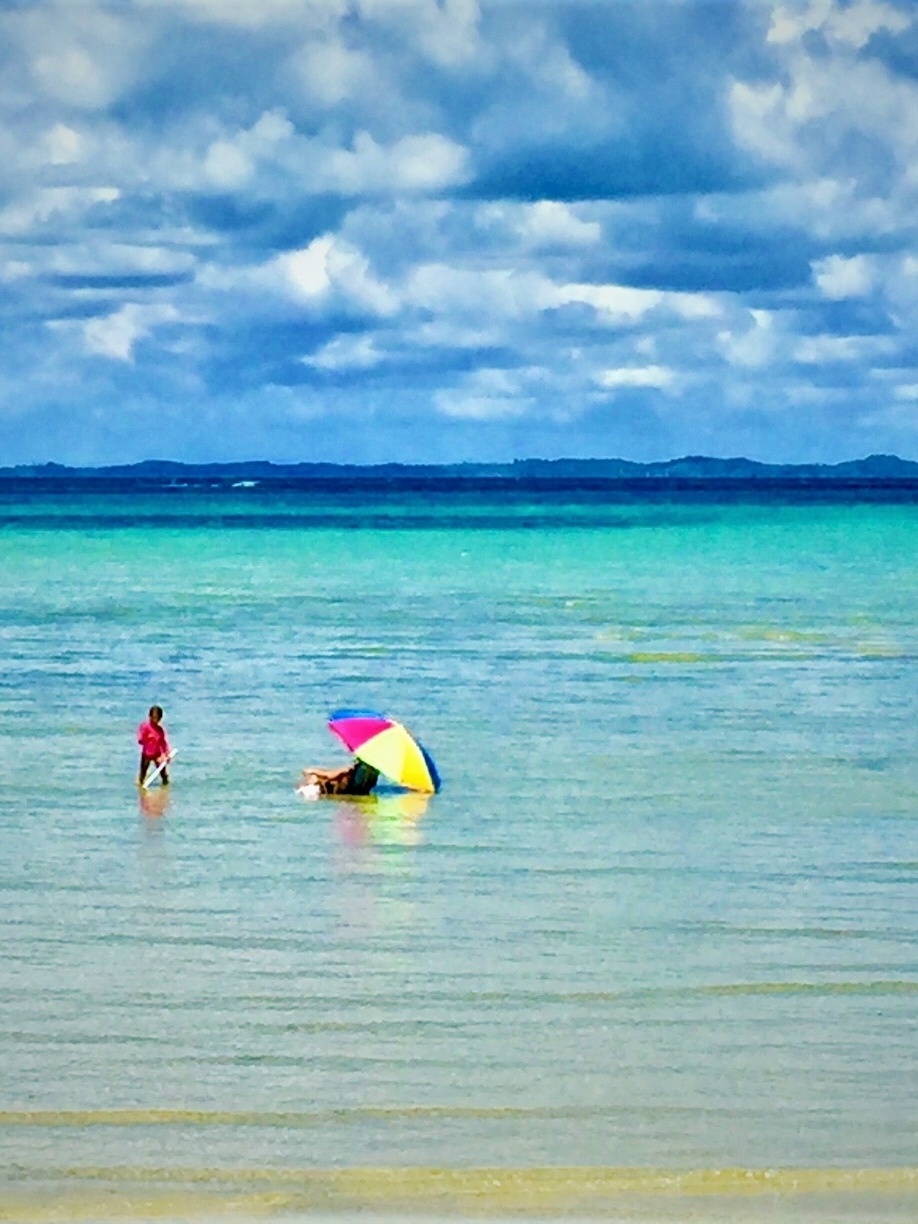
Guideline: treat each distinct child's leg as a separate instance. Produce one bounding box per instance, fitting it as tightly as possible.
[138,754,151,786]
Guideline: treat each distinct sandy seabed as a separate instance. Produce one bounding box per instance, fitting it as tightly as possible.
[3,1167,918,1224]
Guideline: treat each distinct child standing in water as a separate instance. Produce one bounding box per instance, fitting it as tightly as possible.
[137,705,171,787]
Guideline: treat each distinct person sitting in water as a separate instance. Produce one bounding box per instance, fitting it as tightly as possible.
[300,759,380,796]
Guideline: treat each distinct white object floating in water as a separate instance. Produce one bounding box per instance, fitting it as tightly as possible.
[296,782,321,800]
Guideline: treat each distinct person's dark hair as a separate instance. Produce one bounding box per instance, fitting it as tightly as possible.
[149,705,164,719]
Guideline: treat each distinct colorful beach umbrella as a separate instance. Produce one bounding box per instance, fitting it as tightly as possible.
[327,708,441,794]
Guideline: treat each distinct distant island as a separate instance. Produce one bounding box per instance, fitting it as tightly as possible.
[3,454,918,481]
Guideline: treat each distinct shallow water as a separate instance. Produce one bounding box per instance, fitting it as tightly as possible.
[1,482,917,1218]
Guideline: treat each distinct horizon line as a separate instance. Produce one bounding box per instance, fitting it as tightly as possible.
[4,452,918,478]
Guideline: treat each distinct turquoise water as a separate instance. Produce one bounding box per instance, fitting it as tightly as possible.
[1,485,917,1219]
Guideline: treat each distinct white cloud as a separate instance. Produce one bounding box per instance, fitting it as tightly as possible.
[44,123,83,165]
[475,201,602,249]
[201,109,296,189]
[249,110,296,145]
[358,0,482,68]
[558,282,720,323]
[768,0,909,51]
[291,37,373,106]
[729,79,800,170]
[305,335,385,371]
[557,283,663,320]
[325,131,470,194]
[435,368,530,420]
[703,176,902,249]
[406,263,553,319]
[717,310,779,369]
[434,391,527,420]
[402,261,723,340]
[388,134,470,192]
[273,235,399,316]
[0,186,120,236]
[34,45,100,108]
[505,15,594,102]
[733,18,918,195]
[280,239,334,299]
[767,0,831,46]
[80,303,180,362]
[3,0,918,464]
[128,117,467,200]
[145,0,345,29]
[50,242,196,280]
[532,202,600,247]
[794,334,893,364]
[670,293,723,321]
[1,261,31,284]
[813,254,874,299]
[409,317,503,350]
[12,7,149,111]
[203,140,254,190]
[596,365,675,391]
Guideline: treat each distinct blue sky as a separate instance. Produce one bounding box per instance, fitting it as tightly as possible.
[2,0,918,466]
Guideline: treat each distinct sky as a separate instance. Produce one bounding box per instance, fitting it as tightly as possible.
[2,0,918,467]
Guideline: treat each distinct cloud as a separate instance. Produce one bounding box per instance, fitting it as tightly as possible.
[596,365,676,391]
[717,309,780,369]
[7,6,150,111]
[2,0,918,465]
[767,0,909,51]
[793,333,895,365]
[324,131,471,194]
[474,201,602,251]
[732,11,918,204]
[0,187,121,237]
[304,334,385,371]
[435,368,531,420]
[359,0,483,68]
[44,123,83,165]
[291,36,374,107]
[813,254,875,299]
[140,0,344,30]
[60,302,181,362]
[276,235,399,315]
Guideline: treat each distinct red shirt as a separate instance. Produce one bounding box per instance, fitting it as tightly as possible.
[137,720,169,758]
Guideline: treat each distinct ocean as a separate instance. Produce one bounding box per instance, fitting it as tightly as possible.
[1,479,917,1222]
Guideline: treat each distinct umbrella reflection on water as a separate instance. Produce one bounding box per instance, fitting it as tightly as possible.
[334,790,431,848]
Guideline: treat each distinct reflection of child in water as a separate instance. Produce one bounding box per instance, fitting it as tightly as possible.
[137,705,171,787]
[300,759,379,797]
